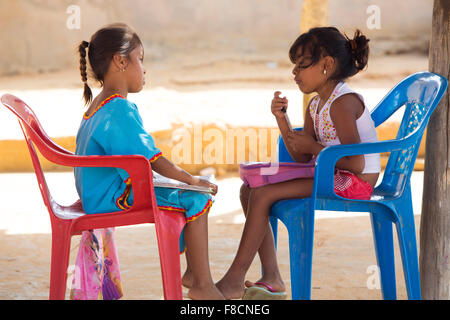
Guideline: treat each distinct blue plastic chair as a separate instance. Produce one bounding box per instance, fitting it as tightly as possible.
[269,72,448,300]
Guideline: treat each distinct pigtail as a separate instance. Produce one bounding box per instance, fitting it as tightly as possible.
[348,29,370,72]
[79,41,93,106]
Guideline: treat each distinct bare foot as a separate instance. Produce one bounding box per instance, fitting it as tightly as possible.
[182,269,193,289]
[188,284,225,300]
[216,278,246,300]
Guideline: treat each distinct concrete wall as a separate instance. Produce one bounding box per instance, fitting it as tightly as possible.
[0,0,433,76]
[330,0,433,55]
[0,0,129,75]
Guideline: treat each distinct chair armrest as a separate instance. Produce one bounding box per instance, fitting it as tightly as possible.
[67,153,155,211]
[312,129,421,200]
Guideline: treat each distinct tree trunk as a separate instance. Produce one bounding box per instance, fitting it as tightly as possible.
[419,0,450,300]
[300,0,329,117]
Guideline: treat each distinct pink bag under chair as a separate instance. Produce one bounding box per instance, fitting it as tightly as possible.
[239,160,315,188]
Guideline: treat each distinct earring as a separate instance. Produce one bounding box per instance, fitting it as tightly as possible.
[323,69,327,75]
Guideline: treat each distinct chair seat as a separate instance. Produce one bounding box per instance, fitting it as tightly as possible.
[270,198,309,220]
[271,179,404,219]
[51,199,86,220]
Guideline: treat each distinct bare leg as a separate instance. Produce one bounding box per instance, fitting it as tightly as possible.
[238,184,283,291]
[182,251,193,289]
[183,213,224,300]
[217,179,314,299]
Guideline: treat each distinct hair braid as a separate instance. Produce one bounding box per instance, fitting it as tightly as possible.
[79,41,93,106]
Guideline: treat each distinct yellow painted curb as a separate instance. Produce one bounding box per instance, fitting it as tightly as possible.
[0,137,76,172]
[0,123,426,174]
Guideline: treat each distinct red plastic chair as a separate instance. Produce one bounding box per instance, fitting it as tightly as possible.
[1,94,186,300]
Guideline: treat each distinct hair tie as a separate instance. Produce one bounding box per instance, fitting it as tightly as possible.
[349,39,357,51]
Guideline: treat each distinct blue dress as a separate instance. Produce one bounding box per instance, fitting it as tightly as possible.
[74,94,213,252]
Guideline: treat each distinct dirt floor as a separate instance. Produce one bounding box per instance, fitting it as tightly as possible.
[0,205,418,300]
[0,171,422,300]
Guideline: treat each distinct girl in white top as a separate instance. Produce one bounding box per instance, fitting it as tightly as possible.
[307,81,381,174]
[217,27,380,300]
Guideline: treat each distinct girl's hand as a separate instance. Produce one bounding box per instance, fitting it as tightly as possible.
[190,177,218,195]
[286,131,316,154]
[271,91,288,118]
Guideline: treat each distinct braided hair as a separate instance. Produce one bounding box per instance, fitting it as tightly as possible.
[78,40,92,106]
[78,23,143,106]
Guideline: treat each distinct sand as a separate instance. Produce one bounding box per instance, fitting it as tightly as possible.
[0,171,425,300]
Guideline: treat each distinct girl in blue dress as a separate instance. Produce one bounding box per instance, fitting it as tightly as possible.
[75,23,223,300]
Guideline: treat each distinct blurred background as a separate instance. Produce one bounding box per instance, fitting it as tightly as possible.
[0,0,431,76]
[0,0,432,174]
[0,0,434,300]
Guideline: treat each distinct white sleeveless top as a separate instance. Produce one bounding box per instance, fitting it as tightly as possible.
[309,82,381,174]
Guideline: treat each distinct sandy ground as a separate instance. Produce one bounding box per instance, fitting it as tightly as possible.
[0,170,424,300]
[0,53,428,300]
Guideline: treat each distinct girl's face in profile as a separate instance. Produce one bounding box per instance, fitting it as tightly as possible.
[291,45,326,94]
[125,44,146,93]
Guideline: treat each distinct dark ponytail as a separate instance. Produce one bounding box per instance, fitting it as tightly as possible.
[78,23,143,107]
[289,27,370,82]
[79,40,93,106]
[346,29,369,74]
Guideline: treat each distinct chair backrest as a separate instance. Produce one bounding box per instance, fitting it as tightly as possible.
[2,94,158,219]
[370,72,448,195]
[1,94,61,214]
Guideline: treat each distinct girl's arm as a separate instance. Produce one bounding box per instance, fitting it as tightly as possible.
[273,92,315,163]
[151,156,215,191]
[151,156,196,184]
[329,94,365,173]
[284,102,318,163]
[286,94,365,174]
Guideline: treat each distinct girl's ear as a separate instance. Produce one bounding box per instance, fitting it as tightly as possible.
[112,53,129,72]
[321,56,336,77]
[324,56,335,71]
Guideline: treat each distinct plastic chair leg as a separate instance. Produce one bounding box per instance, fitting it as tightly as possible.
[157,242,182,300]
[154,211,185,300]
[285,210,315,300]
[269,216,278,250]
[395,203,421,300]
[370,208,397,300]
[49,222,72,300]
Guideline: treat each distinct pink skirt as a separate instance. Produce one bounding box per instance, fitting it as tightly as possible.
[334,169,373,200]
